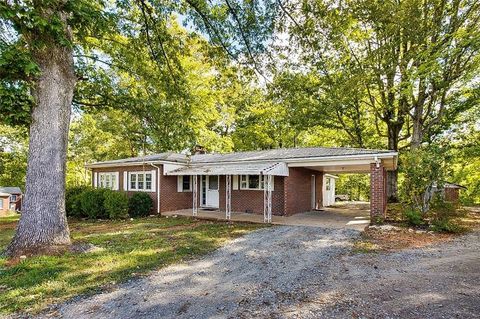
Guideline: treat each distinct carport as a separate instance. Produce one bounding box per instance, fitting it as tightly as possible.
[164,148,397,224]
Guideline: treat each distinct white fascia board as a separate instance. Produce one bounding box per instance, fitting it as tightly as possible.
[163,163,187,175]
[189,152,398,166]
[85,160,186,169]
[287,158,377,167]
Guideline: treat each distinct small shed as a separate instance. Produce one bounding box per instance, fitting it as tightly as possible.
[443,183,466,203]
[0,187,23,216]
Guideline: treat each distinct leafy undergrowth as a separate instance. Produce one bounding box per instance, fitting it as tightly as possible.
[0,215,265,315]
[353,228,454,253]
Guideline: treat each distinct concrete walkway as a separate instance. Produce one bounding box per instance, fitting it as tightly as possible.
[162,202,370,230]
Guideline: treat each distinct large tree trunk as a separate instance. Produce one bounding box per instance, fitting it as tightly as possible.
[386,125,401,202]
[411,116,423,149]
[6,24,76,257]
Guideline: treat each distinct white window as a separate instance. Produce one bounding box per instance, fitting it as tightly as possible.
[239,175,274,190]
[10,195,17,202]
[129,172,154,191]
[177,176,193,192]
[98,172,118,190]
[326,177,331,191]
[0,199,3,209]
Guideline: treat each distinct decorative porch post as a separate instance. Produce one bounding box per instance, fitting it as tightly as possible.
[226,175,231,220]
[192,175,198,216]
[263,174,272,223]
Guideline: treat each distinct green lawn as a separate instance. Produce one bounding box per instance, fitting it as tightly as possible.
[0,215,264,315]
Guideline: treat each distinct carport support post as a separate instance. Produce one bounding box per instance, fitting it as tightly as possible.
[192,175,198,216]
[263,174,272,223]
[370,162,387,223]
[226,175,231,220]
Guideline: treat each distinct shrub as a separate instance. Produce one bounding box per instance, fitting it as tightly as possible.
[66,186,89,217]
[428,198,468,233]
[104,191,129,219]
[430,219,467,233]
[80,188,109,219]
[128,193,153,217]
[403,209,423,226]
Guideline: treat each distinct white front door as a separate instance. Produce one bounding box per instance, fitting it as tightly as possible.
[322,176,335,207]
[203,175,219,208]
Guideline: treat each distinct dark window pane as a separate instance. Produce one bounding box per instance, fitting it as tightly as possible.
[130,174,136,189]
[248,175,260,189]
[183,176,190,191]
[209,175,218,190]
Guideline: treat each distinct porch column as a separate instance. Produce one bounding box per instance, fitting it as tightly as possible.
[225,175,231,220]
[263,174,272,223]
[370,162,387,223]
[192,175,198,216]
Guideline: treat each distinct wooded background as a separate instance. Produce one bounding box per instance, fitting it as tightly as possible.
[1,0,479,204]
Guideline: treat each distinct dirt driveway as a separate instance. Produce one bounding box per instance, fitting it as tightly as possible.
[43,226,479,319]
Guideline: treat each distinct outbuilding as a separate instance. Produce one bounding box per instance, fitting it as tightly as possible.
[0,187,23,216]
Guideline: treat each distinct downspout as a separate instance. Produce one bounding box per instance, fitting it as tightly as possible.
[149,163,161,215]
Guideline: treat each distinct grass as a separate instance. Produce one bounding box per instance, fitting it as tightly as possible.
[0,215,265,315]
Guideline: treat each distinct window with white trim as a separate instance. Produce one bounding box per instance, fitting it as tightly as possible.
[0,199,3,209]
[99,172,118,190]
[10,195,17,202]
[326,177,331,191]
[240,175,266,190]
[177,176,193,192]
[129,172,153,191]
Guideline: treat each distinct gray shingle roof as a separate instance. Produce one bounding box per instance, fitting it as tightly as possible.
[88,152,188,166]
[86,147,396,167]
[192,147,395,163]
[0,187,22,194]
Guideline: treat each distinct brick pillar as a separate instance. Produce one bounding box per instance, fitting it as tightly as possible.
[370,162,387,222]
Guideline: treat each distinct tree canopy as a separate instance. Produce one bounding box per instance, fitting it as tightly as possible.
[0,0,479,255]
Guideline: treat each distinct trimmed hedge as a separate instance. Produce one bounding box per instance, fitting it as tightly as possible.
[104,191,129,219]
[66,186,90,217]
[67,186,154,220]
[80,188,109,219]
[128,192,154,217]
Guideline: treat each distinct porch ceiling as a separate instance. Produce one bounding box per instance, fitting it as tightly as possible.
[290,157,397,173]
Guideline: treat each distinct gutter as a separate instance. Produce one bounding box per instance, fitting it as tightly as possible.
[149,163,161,215]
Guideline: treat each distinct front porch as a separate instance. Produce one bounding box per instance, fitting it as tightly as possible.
[162,202,370,230]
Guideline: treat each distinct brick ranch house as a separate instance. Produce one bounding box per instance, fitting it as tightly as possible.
[0,187,22,216]
[86,147,398,222]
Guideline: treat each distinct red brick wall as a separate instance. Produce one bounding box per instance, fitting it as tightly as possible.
[92,165,159,213]
[284,167,323,216]
[92,165,325,216]
[315,173,323,209]
[218,176,285,215]
[370,162,387,220]
[91,165,195,214]
[158,166,194,212]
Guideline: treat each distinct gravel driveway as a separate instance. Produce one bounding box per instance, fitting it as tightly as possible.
[43,226,479,319]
